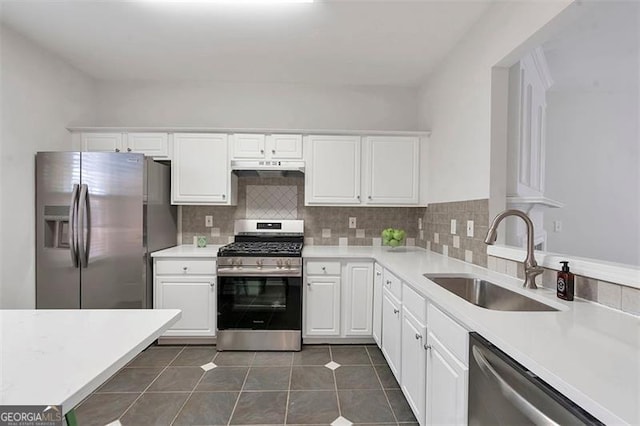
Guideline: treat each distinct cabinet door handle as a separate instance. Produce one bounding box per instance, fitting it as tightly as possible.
[210,281,215,287]
[260,149,264,154]
[272,149,276,154]
[376,271,381,276]
[222,194,226,199]
[424,344,432,351]
[415,333,422,340]
[127,147,132,152]
[183,266,188,272]
[393,308,399,314]
[357,195,360,200]
[115,148,120,152]
[368,195,372,200]
[321,266,326,272]
[386,280,392,286]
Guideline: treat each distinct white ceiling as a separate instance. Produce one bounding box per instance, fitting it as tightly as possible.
[0,0,492,86]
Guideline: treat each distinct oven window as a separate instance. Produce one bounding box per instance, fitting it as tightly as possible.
[218,276,301,330]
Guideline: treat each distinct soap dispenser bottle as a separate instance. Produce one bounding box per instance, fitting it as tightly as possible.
[557,261,574,301]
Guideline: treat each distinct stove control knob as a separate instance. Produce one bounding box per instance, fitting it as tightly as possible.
[276,259,283,268]
[237,259,243,267]
[256,259,263,268]
[285,259,291,269]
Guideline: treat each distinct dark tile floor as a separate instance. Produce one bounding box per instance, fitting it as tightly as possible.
[75,344,417,426]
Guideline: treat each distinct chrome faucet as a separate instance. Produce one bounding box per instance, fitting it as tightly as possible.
[484,209,544,289]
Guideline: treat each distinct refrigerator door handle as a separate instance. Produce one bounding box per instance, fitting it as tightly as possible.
[69,184,80,267]
[78,184,90,268]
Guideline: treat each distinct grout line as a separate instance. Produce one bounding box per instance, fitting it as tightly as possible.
[168,350,215,426]
[283,353,294,425]
[371,356,399,425]
[226,352,256,426]
[329,346,343,419]
[117,346,187,422]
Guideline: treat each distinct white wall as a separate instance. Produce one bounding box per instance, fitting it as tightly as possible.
[0,25,96,308]
[418,0,572,204]
[93,80,420,131]
[544,90,639,265]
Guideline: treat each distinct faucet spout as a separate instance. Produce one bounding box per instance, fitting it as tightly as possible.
[485,209,544,289]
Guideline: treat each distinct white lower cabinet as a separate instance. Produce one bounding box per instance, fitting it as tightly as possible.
[304,275,341,336]
[304,260,373,339]
[154,258,216,338]
[426,332,468,426]
[342,262,374,336]
[425,303,469,426]
[381,288,402,380]
[401,309,427,424]
[372,263,383,346]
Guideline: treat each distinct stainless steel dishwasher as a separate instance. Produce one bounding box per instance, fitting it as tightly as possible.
[468,333,603,425]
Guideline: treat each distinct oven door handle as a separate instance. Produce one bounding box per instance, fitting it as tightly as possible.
[472,346,560,426]
[217,268,302,278]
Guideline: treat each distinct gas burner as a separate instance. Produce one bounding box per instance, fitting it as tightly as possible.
[218,241,303,257]
[217,219,304,258]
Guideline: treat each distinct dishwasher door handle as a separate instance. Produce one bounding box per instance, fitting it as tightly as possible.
[472,346,560,426]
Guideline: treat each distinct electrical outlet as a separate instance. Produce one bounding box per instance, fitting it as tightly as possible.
[205,215,213,227]
[349,217,357,229]
[554,220,562,232]
[466,220,474,237]
[450,219,457,234]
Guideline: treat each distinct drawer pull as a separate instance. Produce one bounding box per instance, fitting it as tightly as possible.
[424,344,432,351]
[393,308,399,314]
[386,280,392,285]
[183,266,188,271]
[321,266,326,272]
[210,281,215,287]
[376,271,381,276]
[415,333,422,340]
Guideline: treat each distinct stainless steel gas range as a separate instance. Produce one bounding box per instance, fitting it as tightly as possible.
[216,220,303,351]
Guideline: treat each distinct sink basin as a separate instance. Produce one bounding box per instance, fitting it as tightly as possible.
[423,275,557,312]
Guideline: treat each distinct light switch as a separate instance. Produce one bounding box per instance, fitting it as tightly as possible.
[451,219,457,234]
[205,215,213,227]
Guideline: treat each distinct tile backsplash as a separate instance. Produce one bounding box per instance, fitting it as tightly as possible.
[487,255,640,316]
[181,175,426,247]
[423,199,490,268]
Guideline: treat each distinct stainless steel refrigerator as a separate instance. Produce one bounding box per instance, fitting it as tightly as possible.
[36,152,177,309]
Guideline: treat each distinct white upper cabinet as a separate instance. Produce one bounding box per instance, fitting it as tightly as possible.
[268,134,303,159]
[82,132,170,159]
[125,133,170,159]
[82,133,123,152]
[172,133,236,205]
[363,136,420,204]
[231,133,266,159]
[231,133,302,160]
[305,135,361,205]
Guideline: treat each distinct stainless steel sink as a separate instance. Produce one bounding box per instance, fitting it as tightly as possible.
[424,275,557,312]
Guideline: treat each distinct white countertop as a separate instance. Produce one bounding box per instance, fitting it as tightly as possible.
[0,309,181,413]
[151,244,224,258]
[149,244,639,424]
[151,244,225,258]
[305,246,639,425]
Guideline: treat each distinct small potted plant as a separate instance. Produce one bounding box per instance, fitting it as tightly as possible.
[381,228,406,249]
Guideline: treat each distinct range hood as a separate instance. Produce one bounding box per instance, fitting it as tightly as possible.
[231,160,305,178]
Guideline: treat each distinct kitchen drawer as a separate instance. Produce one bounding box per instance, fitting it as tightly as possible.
[155,259,216,276]
[402,283,426,324]
[306,261,341,276]
[428,303,469,365]
[383,268,402,300]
